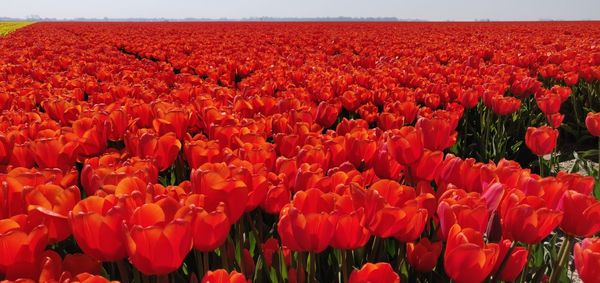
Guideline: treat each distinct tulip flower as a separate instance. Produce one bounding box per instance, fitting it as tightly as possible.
[349,262,400,283]
[499,190,563,244]
[574,237,600,283]
[406,238,442,272]
[201,269,248,283]
[586,112,600,136]
[185,194,231,252]
[491,239,528,282]
[277,188,337,252]
[124,198,193,275]
[25,184,81,243]
[525,126,558,156]
[386,126,424,165]
[437,188,489,238]
[70,195,128,261]
[0,215,49,280]
[557,190,600,237]
[444,224,499,283]
[416,116,457,151]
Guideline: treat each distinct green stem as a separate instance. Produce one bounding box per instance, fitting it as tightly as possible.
[549,236,573,283]
[308,252,317,283]
[194,250,204,279]
[236,222,245,275]
[539,156,545,177]
[116,260,130,283]
[369,237,382,262]
[340,249,348,283]
[203,252,209,277]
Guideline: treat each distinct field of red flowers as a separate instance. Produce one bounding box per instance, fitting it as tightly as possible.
[1,21,600,283]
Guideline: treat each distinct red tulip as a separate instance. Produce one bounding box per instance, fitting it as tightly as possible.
[491,95,521,116]
[437,188,489,239]
[277,188,337,252]
[184,137,223,169]
[185,194,231,252]
[124,198,193,275]
[557,190,600,237]
[499,190,563,244]
[25,184,81,243]
[386,126,424,165]
[70,195,127,261]
[0,215,48,280]
[364,180,428,242]
[406,238,442,272]
[349,262,400,283]
[409,149,443,181]
[30,132,80,171]
[586,112,600,136]
[525,126,558,156]
[574,237,600,283]
[444,224,499,283]
[416,116,457,151]
[201,269,248,283]
[190,162,249,222]
[491,239,528,282]
[330,195,370,250]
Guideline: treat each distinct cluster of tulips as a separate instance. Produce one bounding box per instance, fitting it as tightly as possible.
[1,22,600,283]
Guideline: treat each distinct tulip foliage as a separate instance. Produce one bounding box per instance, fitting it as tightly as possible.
[0,21,600,283]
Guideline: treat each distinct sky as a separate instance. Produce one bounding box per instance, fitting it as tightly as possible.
[2,0,599,21]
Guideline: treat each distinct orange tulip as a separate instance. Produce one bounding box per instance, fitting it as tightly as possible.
[330,195,370,250]
[349,262,400,283]
[124,198,193,275]
[574,237,600,283]
[70,195,128,261]
[525,126,558,156]
[126,130,182,171]
[444,224,499,283]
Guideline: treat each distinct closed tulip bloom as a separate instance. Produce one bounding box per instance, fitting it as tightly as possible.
[416,116,457,151]
[444,224,499,283]
[349,262,400,283]
[491,239,528,282]
[330,195,370,250]
[574,237,600,283]
[499,190,563,244]
[31,133,80,171]
[586,112,600,136]
[386,126,424,165]
[406,238,442,272]
[525,126,559,156]
[491,95,521,116]
[70,195,127,261]
[201,269,248,283]
[536,92,562,115]
[557,190,600,237]
[124,199,193,275]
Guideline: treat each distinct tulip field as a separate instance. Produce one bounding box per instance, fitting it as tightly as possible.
[1,21,600,283]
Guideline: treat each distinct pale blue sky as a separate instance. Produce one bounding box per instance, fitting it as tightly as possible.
[2,0,599,21]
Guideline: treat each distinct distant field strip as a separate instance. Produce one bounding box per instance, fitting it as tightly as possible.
[0,22,33,36]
